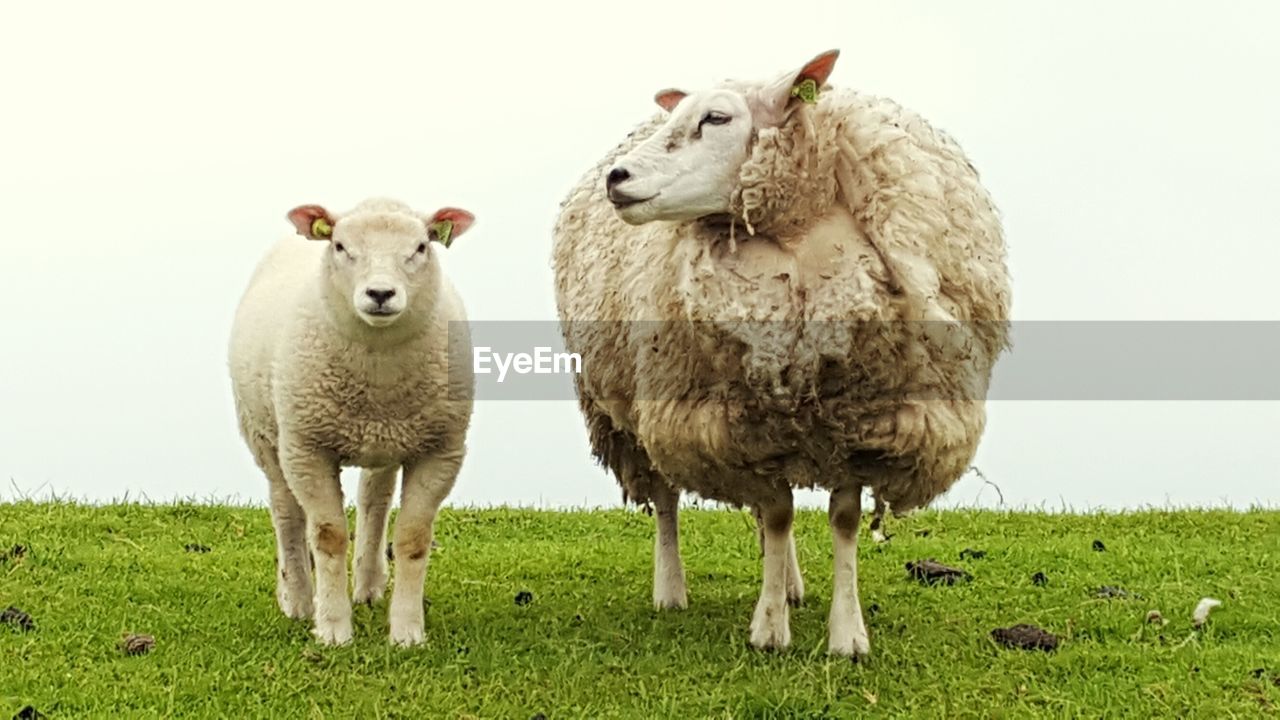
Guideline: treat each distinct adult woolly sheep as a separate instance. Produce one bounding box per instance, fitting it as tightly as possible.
[552,50,1010,656]
[229,198,475,646]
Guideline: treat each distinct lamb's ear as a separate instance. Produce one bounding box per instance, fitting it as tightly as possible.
[424,207,475,248]
[654,89,687,112]
[751,49,840,126]
[287,204,337,241]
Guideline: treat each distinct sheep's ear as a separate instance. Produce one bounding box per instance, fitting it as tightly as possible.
[752,49,840,126]
[424,207,475,248]
[287,204,336,241]
[654,89,687,113]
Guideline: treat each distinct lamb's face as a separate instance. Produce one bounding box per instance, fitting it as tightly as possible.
[605,50,840,226]
[287,203,474,328]
[325,214,432,327]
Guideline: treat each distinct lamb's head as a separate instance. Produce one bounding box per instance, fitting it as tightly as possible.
[287,199,474,328]
[605,50,839,226]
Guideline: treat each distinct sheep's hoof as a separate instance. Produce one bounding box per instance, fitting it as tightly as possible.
[353,583,387,606]
[277,589,313,620]
[828,618,871,659]
[653,586,689,611]
[311,618,353,646]
[389,624,425,647]
[749,601,791,651]
[828,635,871,660]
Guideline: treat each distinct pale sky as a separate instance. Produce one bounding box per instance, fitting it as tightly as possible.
[1,1,1277,509]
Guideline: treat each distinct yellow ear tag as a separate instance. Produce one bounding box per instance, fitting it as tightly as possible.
[310,217,333,238]
[791,78,820,104]
[430,220,454,248]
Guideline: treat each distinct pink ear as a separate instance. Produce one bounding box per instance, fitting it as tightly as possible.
[654,89,687,112]
[286,204,335,240]
[429,207,475,238]
[797,49,840,87]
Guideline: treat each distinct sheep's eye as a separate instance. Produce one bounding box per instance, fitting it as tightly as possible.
[700,111,731,127]
[333,242,346,254]
[416,243,427,254]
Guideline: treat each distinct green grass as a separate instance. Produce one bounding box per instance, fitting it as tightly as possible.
[2,504,1278,718]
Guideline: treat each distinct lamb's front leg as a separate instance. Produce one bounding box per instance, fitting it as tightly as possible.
[279,445,350,645]
[388,448,462,647]
[749,488,794,650]
[828,485,870,658]
[651,481,688,610]
[353,466,398,605]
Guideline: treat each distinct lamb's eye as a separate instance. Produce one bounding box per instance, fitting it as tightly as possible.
[700,111,731,127]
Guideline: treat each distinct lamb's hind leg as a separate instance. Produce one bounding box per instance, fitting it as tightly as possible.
[651,481,688,610]
[749,488,794,650]
[353,466,398,605]
[254,440,312,620]
[754,508,805,606]
[828,485,870,658]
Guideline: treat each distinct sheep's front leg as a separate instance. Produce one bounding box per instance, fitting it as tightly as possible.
[828,485,870,657]
[353,466,398,605]
[389,449,462,647]
[279,446,350,645]
[749,489,794,650]
[754,509,805,606]
[651,481,688,610]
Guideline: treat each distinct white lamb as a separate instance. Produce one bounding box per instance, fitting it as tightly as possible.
[553,50,1010,657]
[228,198,476,646]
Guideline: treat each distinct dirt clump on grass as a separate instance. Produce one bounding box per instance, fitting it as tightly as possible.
[1,606,35,632]
[906,560,971,585]
[991,624,1059,651]
[119,632,156,655]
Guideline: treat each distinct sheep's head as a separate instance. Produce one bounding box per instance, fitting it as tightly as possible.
[287,200,474,328]
[605,50,839,226]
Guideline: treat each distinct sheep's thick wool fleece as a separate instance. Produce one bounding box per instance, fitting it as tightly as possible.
[552,89,1011,512]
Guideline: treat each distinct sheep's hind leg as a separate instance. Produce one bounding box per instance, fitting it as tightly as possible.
[280,446,351,645]
[827,485,870,658]
[353,466,398,605]
[651,482,688,610]
[388,448,463,647]
[749,489,794,650]
[754,508,805,606]
[255,442,313,620]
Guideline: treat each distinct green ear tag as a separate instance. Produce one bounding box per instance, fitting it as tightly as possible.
[310,217,333,238]
[430,220,454,248]
[791,78,820,104]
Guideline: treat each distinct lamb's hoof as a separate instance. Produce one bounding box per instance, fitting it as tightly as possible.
[277,588,313,620]
[828,633,871,660]
[653,587,689,611]
[389,622,424,647]
[311,617,353,646]
[783,579,803,602]
[828,612,871,659]
[749,600,791,651]
[353,582,387,606]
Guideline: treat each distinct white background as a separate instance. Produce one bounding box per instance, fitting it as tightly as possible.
[1,1,1277,509]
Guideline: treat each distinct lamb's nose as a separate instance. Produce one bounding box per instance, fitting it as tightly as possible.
[366,288,396,306]
[605,167,631,189]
